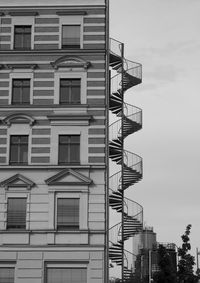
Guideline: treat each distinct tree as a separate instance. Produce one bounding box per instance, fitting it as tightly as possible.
[177,224,198,283]
[153,244,177,283]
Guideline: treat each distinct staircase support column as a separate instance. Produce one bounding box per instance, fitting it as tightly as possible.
[121,42,125,283]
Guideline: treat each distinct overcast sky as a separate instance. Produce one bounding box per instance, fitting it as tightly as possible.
[110,0,200,260]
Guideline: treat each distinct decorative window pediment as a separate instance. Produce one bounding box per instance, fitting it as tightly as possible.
[45,169,92,186]
[51,56,91,70]
[2,113,35,126]
[0,174,35,190]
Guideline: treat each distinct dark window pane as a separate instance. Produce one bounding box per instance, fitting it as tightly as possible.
[0,268,14,283]
[58,135,80,164]
[58,145,69,164]
[70,145,80,162]
[59,135,69,144]
[62,25,80,49]
[10,136,19,143]
[47,268,86,283]
[7,198,26,230]
[12,79,30,105]
[14,26,31,50]
[10,145,18,163]
[10,135,28,165]
[60,86,70,104]
[71,135,80,143]
[60,79,80,104]
[57,198,79,230]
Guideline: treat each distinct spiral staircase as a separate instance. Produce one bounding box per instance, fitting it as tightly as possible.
[109,38,143,282]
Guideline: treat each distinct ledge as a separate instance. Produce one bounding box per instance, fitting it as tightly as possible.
[56,10,87,16]
[8,11,38,16]
[5,63,38,70]
[0,165,106,170]
[47,114,92,126]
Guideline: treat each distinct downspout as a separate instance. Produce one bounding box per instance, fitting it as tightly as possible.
[105,0,110,282]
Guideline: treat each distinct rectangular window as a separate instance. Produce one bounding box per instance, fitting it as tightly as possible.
[10,135,28,165]
[46,268,86,283]
[57,198,79,230]
[7,198,26,230]
[58,135,80,164]
[62,25,80,49]
[12,79,30,105]
[14,25,31,50]
[60,79,80,104]
[0,267,14,283]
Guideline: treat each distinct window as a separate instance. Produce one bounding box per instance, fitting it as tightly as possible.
[7,198,26,230]
[62,25,80,49]
[46,268,86,283]
[58,135,80,164]
[14,25,31,50]
[12,79,30,105]
[10,135,28,165]
[57,198,79,230]
[60,78,80,104]
[0,267,14,283]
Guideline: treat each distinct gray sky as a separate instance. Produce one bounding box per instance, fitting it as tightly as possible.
[110,0,200,259]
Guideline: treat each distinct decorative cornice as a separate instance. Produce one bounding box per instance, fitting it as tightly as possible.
[51,56,91,70]
[45,168,92,186]
[56,11,87,16]
[8,11,38,16]
[0,174,35,190]
[2,113,35,127]
[5,64,38,70]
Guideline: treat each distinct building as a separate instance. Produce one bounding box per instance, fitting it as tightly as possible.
[133,227,177,282]
[0,0,143,282]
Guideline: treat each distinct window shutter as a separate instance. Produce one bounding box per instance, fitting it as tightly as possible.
[0,268,14,283]
[47,268,86,283]
[62,25,80,48]
[7,198,26,229]
[57,198,79,230]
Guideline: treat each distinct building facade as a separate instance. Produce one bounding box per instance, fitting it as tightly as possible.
[0,1,144,282]
[0,1,109,282]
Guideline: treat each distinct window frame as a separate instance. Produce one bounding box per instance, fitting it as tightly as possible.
[61,24,81,49]
[0,264,15,283]
[12,78,31,105]
[48,191,88,231]
[58,135,80,165]
[9,135,29,165]
[59,16,83,49]
[45,263,88,283]
[9,72,33,105]
[6,197,27,230]
[56,197,79,231]
[14,25,32,50]
[54,72,87,105]
[11,16,34,50]
[59,78,81,105]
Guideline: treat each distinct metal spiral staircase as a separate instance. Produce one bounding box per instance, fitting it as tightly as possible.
[109,38,143,282]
